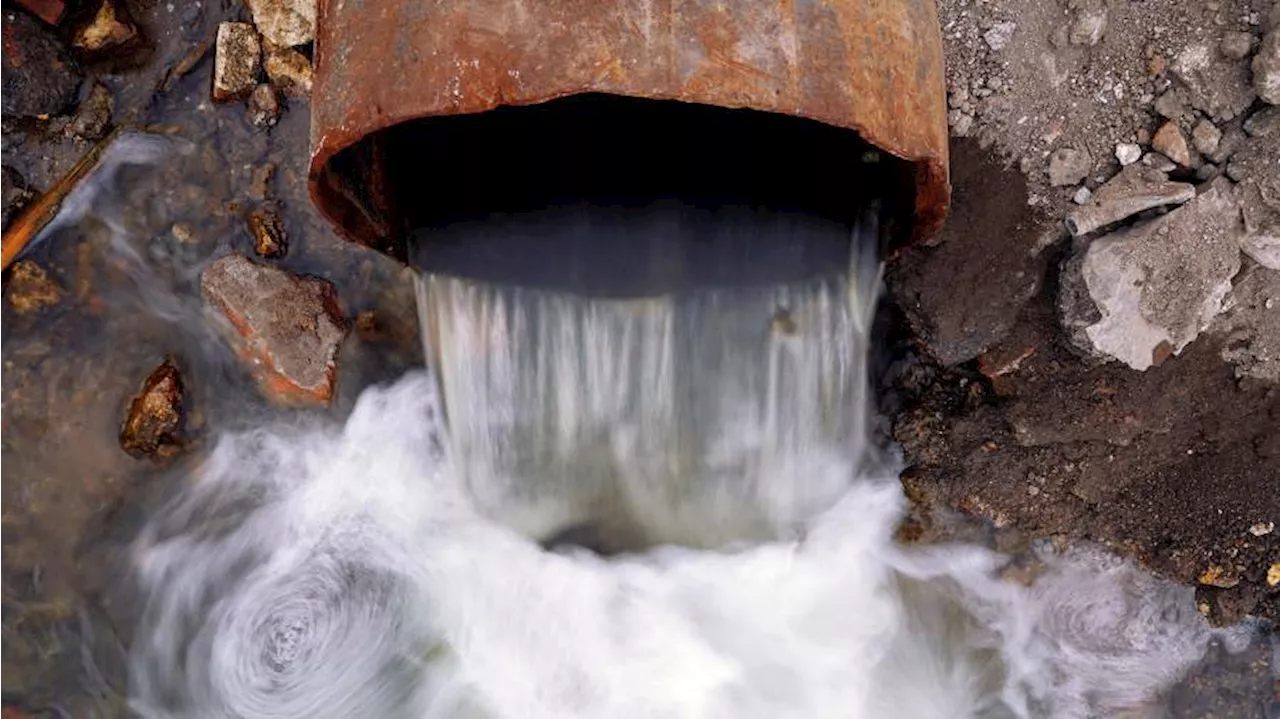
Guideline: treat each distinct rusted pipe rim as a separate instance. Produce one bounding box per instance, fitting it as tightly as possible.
[308,0,950,258]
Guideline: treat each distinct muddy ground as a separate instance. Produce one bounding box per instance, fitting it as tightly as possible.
[1,0,1278,715]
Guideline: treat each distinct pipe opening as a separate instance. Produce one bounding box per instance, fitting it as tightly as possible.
[317,93,918,293]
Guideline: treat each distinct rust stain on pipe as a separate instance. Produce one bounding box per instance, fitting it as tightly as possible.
[308,0,949,254]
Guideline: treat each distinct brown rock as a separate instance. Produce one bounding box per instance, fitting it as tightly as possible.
[213,22,261,102]
[263,42,313,96]
[119,357,185,460]
[73,0,136,53]
[5,260,64,314]
[201,253,346,406]
[246,82,280,127]
[15,0,64,25]
[245,0,314,47]
[1152,121,1191,167]
[64,80,113,141]
[248,205,287,258]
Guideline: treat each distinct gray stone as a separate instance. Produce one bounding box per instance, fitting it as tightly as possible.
[201,253,346,405]
[1064,164,1196,236]
[1239,183,1280,269]
[1141,152,1177,173]
[1,9,82,119]
[1219,31,1255,60]
[1243,106,1280,137]
[246,0,315,48]
[1048,147,1092,186]
[1172,42,1256,121]
[1059,181,1244,370]
[1191,119,1222,156]
[1073,186,1093,205]
[1069,8,1107,46]
[1154,88,1190,121]
[1254,31,1280,104]
[213,22,261,102]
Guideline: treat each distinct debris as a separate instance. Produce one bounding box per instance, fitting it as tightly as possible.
[263,42,313,96]
[1171,41,1256,121]
[5,259,63,314]
[157,41,209,94]
[15,0,64,25]
[1219,31,1254,60]
[1213,264,1280,382]
[1243,106,1280,137]
[1269,563,1280,588]
[1249,521,1275,537]
[246,83,280,128]
[1,8,83,119]
[1114,142,1141,166]
[2,127,122,271]
[1153,88,1190,121]
[213,22,261,102]
[245,0,315,48]
[72,0,136,53]
[1,167,33,230]
[1191,119,1222,156]
[948,109,975,137]
[249,163,276,201]
[200,253,346,406]
[64,80,113,141]
[983,21,1016,51]
[1197,565,1240,589]
[1072,186,1092,205]
[119,357,185,461]
[1059,180,1242,370]
[248,205,287,258]
[1068,8,1106,46]
[1064,164,1196,237]
[1254,30,1280,105]
[1047,147,1091,186]
[1151,121,1191,167]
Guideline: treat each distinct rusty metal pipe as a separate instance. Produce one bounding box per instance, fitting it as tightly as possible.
[308,0,950,258]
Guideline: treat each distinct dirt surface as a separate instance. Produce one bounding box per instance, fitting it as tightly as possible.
[892,0,1280,628]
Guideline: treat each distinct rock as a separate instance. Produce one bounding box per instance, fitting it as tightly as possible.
[1243,106,1280,137]
[248,205,287,258]
[1171,42,1256,121]
[1239,184,1280,269]
[983,21,1016,51]
[1059,181,1243,370]
[1072,186,1092,205]
[64,80,113,141]
[263,41,312,96]
[1154,87,1190,121]
[5,260,64,314]
[15,0,64,25]
[1047,147,1091,186]
[72,0,136,53]
[1141,152,1177,173]
[1212,264,1280,383]
[1114,143,1142,166]
[1152,121,1191,167]
[246,83,280,128]
[1068,8,1106,46]
[948,109,975,137]
[246,0,315,48]
[2,166,34,229]
[201,253,345,405]
[213,22,261,102]
[1,9,83,119]
[1064,164,1196,236]
[119,357,185,460]
[1191,119,1222,156]
[1219,31,1254,60]
[1254,31,1280,105]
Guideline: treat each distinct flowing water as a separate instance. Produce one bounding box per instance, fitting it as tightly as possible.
[125,205,1261,718]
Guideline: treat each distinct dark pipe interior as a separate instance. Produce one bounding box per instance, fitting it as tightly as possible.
[381,93,914,296]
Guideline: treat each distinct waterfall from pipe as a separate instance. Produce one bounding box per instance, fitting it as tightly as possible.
[128,203,1253,719]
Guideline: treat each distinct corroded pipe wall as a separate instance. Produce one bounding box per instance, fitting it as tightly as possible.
[308,0,950,255]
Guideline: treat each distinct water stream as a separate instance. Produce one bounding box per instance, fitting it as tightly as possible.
[125,204,1260,718]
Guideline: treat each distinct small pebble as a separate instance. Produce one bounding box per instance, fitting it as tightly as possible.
[1072,186,1093,205]
[1115,142,1142,165]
